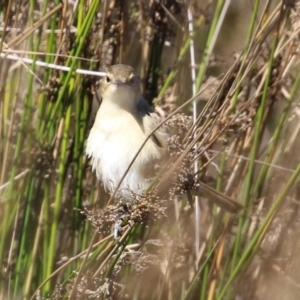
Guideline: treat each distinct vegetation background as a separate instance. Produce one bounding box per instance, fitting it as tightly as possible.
[1,0,300,299]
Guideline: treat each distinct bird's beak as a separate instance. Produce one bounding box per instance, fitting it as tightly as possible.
[113,79,126,86]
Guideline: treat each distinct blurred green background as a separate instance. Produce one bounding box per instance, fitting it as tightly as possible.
[2,1,300,299]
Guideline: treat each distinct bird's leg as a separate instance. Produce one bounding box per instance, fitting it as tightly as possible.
[113,203,131,240]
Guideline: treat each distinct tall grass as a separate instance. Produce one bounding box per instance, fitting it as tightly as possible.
[1,0,300,299]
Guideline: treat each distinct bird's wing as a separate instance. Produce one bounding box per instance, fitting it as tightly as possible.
[137,96,169,148]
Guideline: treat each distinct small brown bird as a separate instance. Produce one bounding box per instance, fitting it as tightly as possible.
[86,64,243,213]
[86,64,167,198]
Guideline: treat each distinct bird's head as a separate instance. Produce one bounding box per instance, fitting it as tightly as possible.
[101,64,141,109]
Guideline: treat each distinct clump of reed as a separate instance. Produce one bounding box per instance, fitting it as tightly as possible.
[1,1,300,299]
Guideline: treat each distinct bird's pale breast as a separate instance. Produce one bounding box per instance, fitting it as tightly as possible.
[86,102,164,197]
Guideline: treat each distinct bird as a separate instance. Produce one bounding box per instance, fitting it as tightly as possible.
[86,64,168,199]
[86,64,243,213]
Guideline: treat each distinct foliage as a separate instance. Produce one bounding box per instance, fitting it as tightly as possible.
[1,1,300,299]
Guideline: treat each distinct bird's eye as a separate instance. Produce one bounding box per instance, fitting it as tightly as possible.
[128,74,135,84]
[105,76,111,83]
